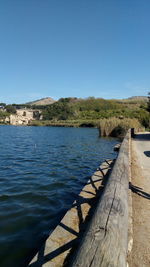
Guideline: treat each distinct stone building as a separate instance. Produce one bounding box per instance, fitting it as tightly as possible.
[9,109,42,125]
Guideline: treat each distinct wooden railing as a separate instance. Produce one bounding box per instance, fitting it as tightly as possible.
[70,131,131,267]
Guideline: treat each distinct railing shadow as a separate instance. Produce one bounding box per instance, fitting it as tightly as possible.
[129,182,150,200]
[28,160,114,267]
[134,133,150,141]
[144,151,150,157]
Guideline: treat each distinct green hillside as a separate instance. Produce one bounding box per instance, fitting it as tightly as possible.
[40,97,149,128]
[0,96,149,130]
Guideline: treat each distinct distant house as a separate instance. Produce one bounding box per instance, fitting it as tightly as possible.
[9,109,42,125]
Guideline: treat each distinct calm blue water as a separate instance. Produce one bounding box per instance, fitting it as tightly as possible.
[0,126,118,266]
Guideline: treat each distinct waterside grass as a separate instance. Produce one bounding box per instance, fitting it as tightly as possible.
[29,118,144,138]
[29,119,99,127]
[99,118,144,137]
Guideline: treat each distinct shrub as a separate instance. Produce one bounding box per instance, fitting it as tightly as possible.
[99,118,144,137]
[5,105,16,114]
[147,92,150,112]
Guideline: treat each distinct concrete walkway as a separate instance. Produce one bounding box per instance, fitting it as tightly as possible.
[129,132,150,267]
[134,132,150,179]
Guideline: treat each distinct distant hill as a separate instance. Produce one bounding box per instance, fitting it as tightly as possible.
[26,97,56,106]
[117,96,148,103]
[25,96,148,107]
[126,96,148,101]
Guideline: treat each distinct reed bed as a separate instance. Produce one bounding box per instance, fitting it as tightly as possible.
[99,118,144,137]
[29,119,100,127]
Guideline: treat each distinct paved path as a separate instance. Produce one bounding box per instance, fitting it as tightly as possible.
[133,132,150,179]
[129,132,150,267]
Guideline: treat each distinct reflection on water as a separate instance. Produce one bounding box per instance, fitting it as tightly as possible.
[0,126,118,266]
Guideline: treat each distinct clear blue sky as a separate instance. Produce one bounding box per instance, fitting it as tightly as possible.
[0,0,150,103]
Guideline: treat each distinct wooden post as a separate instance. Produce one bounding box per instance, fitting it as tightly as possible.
[131,128,135,138]
[70,131,130,267]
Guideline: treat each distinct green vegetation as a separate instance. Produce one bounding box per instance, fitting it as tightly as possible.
[29,119,99,127]
[147,92,150,112]
[5,105,16,114]
[42,98,74,120]
[34,97,148,136]
[41,97,149,128]
[0,103,6,107]
[0,110,10,124]
[146,92,150,130]
[99,118,143,137]
[0,97,149,136]
[0,104,16,123]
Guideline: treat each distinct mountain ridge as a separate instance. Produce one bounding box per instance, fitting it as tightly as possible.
[26,97,56,106]
[24,95,148,106]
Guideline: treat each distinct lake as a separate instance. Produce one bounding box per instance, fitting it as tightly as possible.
[0,126,118,266]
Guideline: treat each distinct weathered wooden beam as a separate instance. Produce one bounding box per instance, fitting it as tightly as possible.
[70,131,130,267]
